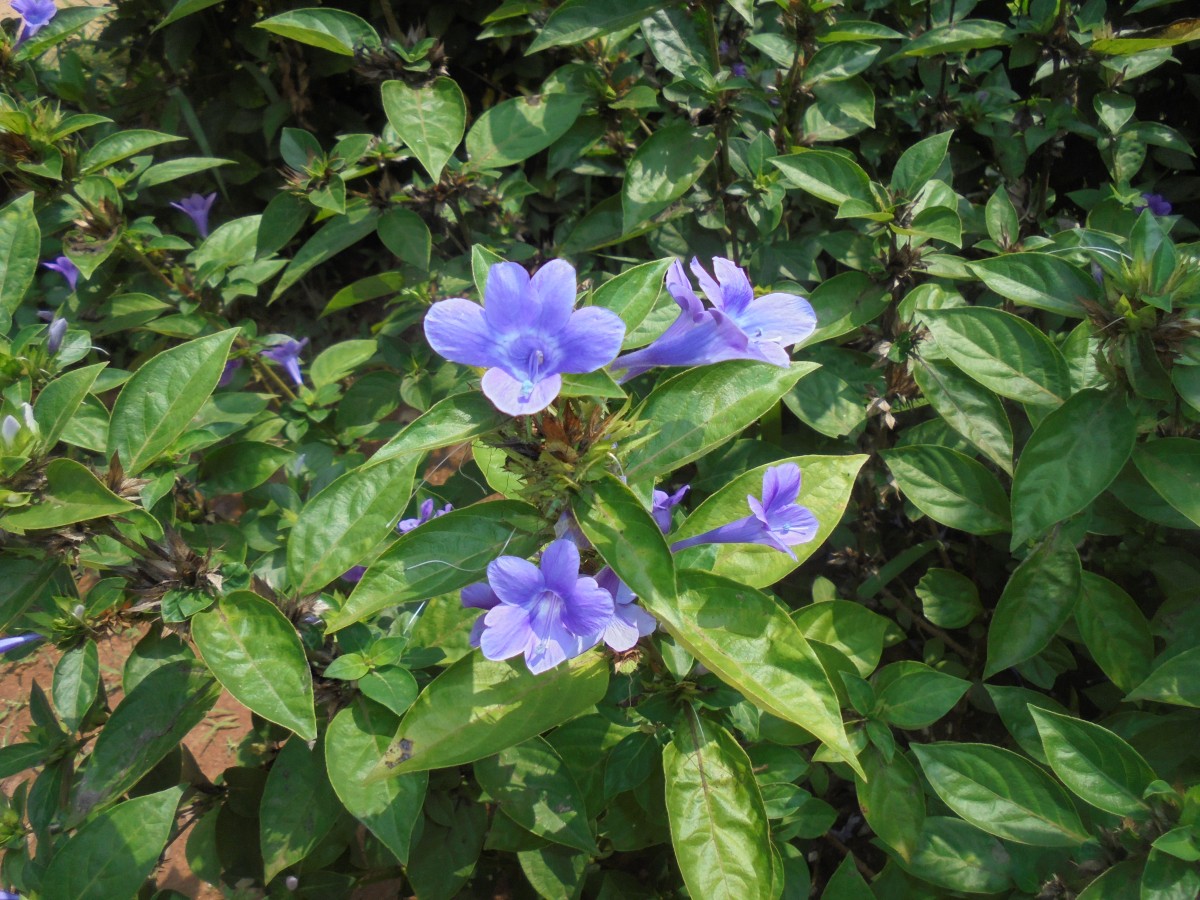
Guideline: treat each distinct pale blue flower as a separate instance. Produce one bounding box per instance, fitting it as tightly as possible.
[462,538,614,674]
[424,260,626,416]
[42,256,79,291]
[612,258,816,382]
[0,633,43,655]
[13,0,55,45]
[47,316,67,355]
[595,566,656,651]
[652,484,690,533]
[170,192,217,238]
[261,337,308,387]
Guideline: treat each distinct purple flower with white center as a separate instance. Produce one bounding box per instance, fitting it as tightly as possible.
[731,62,748,78]
[671,463,818,560]
[0,633,43,655]
[595,566,656,651]
[398,498,452,534]
[260,337,308,387]
[611,258,817,382]
[13,0,56,45]
[652,484,690,534]
[1138,193,1172,217]
[461,538,615,675]
[170,192,217,238]
[46,316,67,355]
[42,256,79,291]
[423,259,626,416]
[218,358,242,387]
[341,565,367,583]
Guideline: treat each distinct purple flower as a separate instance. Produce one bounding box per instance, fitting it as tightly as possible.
[595,566,656,652]
[731,62,748,78]
[46,316,67,355]
[652,484,690,534]
[341,566,367,583]
[462,538,614,675]
[42,256,79,291]
[260,337,308,387]
[170,192,217,238]
[13,0,56,45]
[554,508,591,549]
[0,633,43,655]
[424,259,626,416]
[672,463,818,560]
[218,358,243,387]
[1138,193,1172,217]
[611,258,817,382]
[397,498,452,533]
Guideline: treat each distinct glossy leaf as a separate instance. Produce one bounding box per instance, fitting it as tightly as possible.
[857,747,925,861]
[968,253,1098,316]
[374,651,609,776]
[873,661,970,730]
[621,124,717,231]
[1011,389,1135,547]
[192,591,317,740]
[53,640,99,733]
[371,391,508,464]
[260,737,340,881]
[325,697,427,863]
[913,742,1089,846]
[900,816,1013,894]
[528,0,670,52]
[771,149,874,206]
[33,362,107,450]
[663,716,774,900]
[912,357,1013,473]
[1127,646,1200,708]
[382,77,466,181]
[287,453,418,594]
[466,93,586,170]
[1132,438,1200,527]
[107,329,238,474]
[985,530,1081,679]
[590,257,673,335]
[328,499,541,632]
[882,445,1011,535]
[255,7,381,55]
[0,193,39,331]
[1075,572,1153,693]
[1,459,134,533]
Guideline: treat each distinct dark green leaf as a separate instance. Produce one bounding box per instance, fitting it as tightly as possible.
[1075,572,1153,693]
[53,640,99,733]
[1,459,134,533]
[528,0,670,51]
[0,193,39,331]
[912,357,1013,473]
[382,78,466,181]
[260,737,340,881]
[466,93,586,170]
[255,7,381,55]
[882,445,1011,535]
[621,124,717,231]
[371,392,508,464]
[1132,438,1200,527]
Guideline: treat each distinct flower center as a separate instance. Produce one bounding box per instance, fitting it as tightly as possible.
[519,348,546,402]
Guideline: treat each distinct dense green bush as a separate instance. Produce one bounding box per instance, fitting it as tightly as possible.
[2,0,1200,897]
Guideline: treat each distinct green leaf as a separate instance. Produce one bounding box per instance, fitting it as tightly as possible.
[624,361,819,481]
[912,743,1089,846]
[663,717,774,900]
[53,640,99,733]
[325,697,427,863]
[528,0,670,51]
[673,455,867,589]
[798,271,890,347]
[902,20,1009,56]
[33,362,107,450]
[1127,646,1200,708]
[382,78,466,181]
[873,661,970,730]
[1132,438,1200,527]
[1030,708,1156,817]
[1077,860,1142,899]
[69,660,218,822]
[260,737,340,881]
[255,7,382,55]
[371,391,508,464]
[0,193,39,332]
[771,149,874,207]
[824,854,874,899]
[0,743,47,779]
[881,445,1011,535]
[915,568,983,629]
[44,788,184,900]
[621,124,717,231]
[968,253,1099,317]
[107,329,238,475]
[891,131,953,197]
[590,257,673,335]
[192,591,317,740]
[156,0,226,30]
[288,454,418,593]
[912,357,1013,473]
[375,651,609,776]
[856,747,925,861]
[309,339,378,388]
[466,93,586,171]
[519,846,589,900]
[900,816,1013,894]
[1010,389,1135,547]
[11,6,110,62]
[328,499,541,632]
[985,530,1081,679]
[1075,572,1153,693]
[792,600,893,677]
[1,459,134,533]
[986,187,1020,247]
[1141,845,1200,899]
[985,685,1071,765]
[378,207,432,269]
[921,307,1071,406]
[475,737,596,853]
[79,130,184,174]
[199,441,294,496]
[271,204,378,301]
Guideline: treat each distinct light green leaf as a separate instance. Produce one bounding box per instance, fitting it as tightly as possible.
[873,661,970,730]
[856,747,925,861]
[33,363,107,450]
[52,640,99,734]
[310,339,378,388]
[375,651,609,776]
[107,329,238,474]
[902,20,1009,56]
[371,391,508,464]
[900,816,1013,894]
[882,445,1011,535]
[192,592,317,740]
[1,459,134,534]
[255,7,382,55]
[663,717,774,900]
[0,193,39,332]
[1127,646,1200,708]
[80,130,184,174]
[271,204,378,301]
[968,253,1098,317]
[915,568,982,629]
[382,78,466,181]
[913,743,1089,846]
[590,257,673,335]
[466,93,586,171]
[156,0,225,30]
[891,131,953,197]
[621,124,717,231]
[771,150,874,207]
